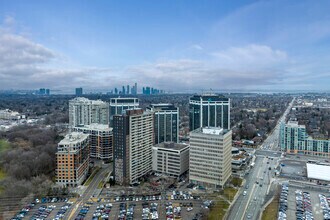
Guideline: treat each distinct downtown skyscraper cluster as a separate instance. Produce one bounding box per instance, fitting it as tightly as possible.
[57,93,232,189]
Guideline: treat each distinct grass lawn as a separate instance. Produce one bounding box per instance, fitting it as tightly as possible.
[0,169,5,180]
[262,197,279,220]
[0,169,6,194]
[98,181,104,189]
[223,187,238,202]
[84,167,101,186]
[207,198,230,220]
[0,139,10,154]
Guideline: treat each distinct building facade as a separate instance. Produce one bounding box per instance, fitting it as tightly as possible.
[56,132,89,187]
[148,103,179,144]
[75,87,83,96]
[73,124,113,161]
[189,94,230,131]
[113,109,154,185]
[189,127,232,188]
[69,97,109,127]
[109,97,139,126]
[280,121,330,157]
[152,142,189,177]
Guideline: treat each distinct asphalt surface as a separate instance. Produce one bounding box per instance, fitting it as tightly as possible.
[227,98,294,220]
[261,97,294,151]
[227,154,278,220]
[66,164,112,219]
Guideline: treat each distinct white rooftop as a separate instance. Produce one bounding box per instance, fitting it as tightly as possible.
[287,121,306,128]
[77,123,112,131]
[59,132,89,145]
[306,163,330,181]
[70,97,107,105]
[202,127,223,135]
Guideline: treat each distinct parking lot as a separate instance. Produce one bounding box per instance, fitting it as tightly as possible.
[75,199,203,220]
[11,197,72,220]
[285,185,324,220]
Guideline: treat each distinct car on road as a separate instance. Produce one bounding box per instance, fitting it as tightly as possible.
[243,191,247,196]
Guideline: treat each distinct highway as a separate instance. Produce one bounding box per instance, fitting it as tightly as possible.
[227,150,279,220]
[261,97,295,151]
[227,97,295,220]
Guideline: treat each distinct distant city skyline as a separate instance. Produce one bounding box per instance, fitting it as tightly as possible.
[0,0,330,92]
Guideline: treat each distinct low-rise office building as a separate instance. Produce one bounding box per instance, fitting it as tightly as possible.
[56,132,89,187]
[152,142,189,177]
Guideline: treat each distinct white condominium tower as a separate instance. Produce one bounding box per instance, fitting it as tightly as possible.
[69,97,109,127]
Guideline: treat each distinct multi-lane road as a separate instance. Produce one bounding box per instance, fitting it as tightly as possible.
[227,150,280,220]
[261,97,295,151]
[66,164,112,219]
[228,97,295,220]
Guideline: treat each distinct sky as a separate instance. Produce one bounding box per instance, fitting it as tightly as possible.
[0,0,330,93]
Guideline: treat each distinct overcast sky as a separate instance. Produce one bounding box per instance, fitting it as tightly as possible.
[0,0,330,93]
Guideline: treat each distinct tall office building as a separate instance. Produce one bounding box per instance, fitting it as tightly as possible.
[189,127,232,188]
[189,94,230,131]
[127,85,130,95]
[134,82,137,95]
[56,132,89,187]
[280,121,330,157]
[146,87,151,95]
[73,124,113,161]
[109,97,139,126]
[39,88,46,95]
[148,103,179,144]
[69,97,109,127]
[75,87,83,96]
[113,109,154,185]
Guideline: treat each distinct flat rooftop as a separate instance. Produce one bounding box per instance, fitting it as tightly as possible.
[286,120,306,128]
[75,123,112,131]
[202,127,223,135]
[191,127,229,136]
[307,163,330,181]
[110,97,139,104]
[154,142,189,151]
[70,97,107,105]
[59,132,89,145]
[149,103,177,111]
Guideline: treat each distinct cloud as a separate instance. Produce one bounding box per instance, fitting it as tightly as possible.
[211,44,287,70]
[0,18,290,92]
[190,44,203,51]
[126,44,289,92]
[0,16,119,91]
[0,33,55,68]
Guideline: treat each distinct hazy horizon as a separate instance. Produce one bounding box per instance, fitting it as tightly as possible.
[1,0,330,92]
